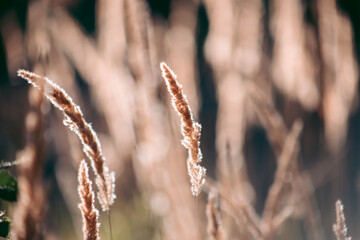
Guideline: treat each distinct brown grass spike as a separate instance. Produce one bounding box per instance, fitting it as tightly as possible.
[78,160,100,240]
[17,69,115,211]
[160,62,206,196]
[333,200,351,240]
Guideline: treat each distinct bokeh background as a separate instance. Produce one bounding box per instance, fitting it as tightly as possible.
[0,0,360,239]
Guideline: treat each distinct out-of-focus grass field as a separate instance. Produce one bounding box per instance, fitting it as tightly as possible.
[1,0,360,239]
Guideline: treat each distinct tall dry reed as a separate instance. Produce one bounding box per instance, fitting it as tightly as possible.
[12,80,46,240]
[262,120,303,238]
[317,0,358,154]
[17,69,115,211]
[160,62,206,196]
[48,9,136,168]
[247,82,325,240]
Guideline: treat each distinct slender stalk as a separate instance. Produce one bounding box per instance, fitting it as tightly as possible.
[107,210,113,240]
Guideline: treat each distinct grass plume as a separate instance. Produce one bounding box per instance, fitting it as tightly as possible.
[17,69,115,211]
[333,200,351,240]
[160,62,206,196]
[78,160,100,240]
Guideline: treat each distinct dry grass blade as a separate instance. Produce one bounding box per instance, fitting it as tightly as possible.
[204,180,263,239]
[167,0,200,115]
[333,200,351,240]
[17,69,115,211]
[78,160,100,240]
[270,0,319,110]
[246,82,287,156]
[247,82,325,239]
[262,120,303,235]
[12,78,46,240]
[160,62,206,196]
[125,0,155,85]
[206,190,225,240]
[48,9,136,166]
[272,206,293,232]
[317,0,358,155]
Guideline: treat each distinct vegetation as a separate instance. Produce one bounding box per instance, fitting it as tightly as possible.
[0,0,359,239]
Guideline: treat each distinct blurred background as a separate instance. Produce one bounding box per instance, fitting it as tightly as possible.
[0,0,360,239]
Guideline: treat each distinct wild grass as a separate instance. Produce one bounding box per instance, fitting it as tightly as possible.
[0,0,358,239]
[160,62,206,196]
[333,200,351,240]
[17,69,115,212]
[78,160,100,240]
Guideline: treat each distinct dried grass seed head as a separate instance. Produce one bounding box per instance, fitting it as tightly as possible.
[18,69,116,211]
[78,160,100,240]
[333,200,351,240]
[160,62,206,196]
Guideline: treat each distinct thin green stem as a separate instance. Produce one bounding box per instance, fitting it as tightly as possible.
[107,209,113,240]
